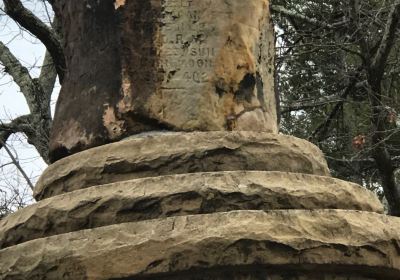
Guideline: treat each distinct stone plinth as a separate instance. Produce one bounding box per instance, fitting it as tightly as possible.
[1,211,400,280]
[1,132,399,279]
[36,132,330,200]
[49,0,276,162]
[0,171,384,250]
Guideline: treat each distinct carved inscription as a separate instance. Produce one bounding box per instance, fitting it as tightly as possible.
[162,0,216,84]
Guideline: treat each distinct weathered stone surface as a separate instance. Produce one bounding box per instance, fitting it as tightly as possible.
[1,210,399,279]
[50,0,277,161]
[35,132,330,200]
[1,171,383,249]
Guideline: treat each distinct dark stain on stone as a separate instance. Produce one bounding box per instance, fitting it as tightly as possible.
[167,70,177,83]
[215,78,229,98]
[50,0,123,163]
[111,264,400,280]
[235,73,256,103]
[49,0,167,163]
[226,115,237,131]
[118,0,163,127]
[256,72,266,108]
[121,112,176,134]
[49,146,70,163]
[145,259,165,272]
[118,197,161,215]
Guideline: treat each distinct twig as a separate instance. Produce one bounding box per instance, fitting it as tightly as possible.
[0,139,34,191]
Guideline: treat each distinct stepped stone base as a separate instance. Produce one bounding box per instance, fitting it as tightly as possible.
[34,132,330,200]
[1,132,399,279]
[1,211,399,280]
[0,171,383,250]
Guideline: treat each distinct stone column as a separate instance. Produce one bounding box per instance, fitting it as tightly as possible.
[49,0,277,162]
[1,1,400,279]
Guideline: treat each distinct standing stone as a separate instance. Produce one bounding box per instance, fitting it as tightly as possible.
[3,1,399,279]
[50,0,276,162]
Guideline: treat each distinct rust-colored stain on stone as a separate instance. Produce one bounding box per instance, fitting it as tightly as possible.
[103,104,125,140]
[62,120,90,149]
[114,0,126,9]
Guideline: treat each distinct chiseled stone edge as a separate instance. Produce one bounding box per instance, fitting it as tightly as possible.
[34,132,330,200]
[0,171,383,250]
[0,210,399,279]
[121,265,398,280]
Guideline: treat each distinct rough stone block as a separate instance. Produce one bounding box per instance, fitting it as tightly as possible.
[35,132,330,200]
[1,210,399,279]
[0,171,383,249]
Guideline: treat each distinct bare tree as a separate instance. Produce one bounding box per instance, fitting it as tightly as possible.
[0,0,63,216]
[272,0,400,215]
[0,141,34,218]
[0,0,63,163]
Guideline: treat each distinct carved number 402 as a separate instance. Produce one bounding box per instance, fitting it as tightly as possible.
[184,71,208,83]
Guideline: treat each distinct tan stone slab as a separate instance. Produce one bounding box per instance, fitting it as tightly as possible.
[1,171,383,250]
[0,210,399,279]
[35,132,330,200]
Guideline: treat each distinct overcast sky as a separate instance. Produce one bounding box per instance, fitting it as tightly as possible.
[0,1,59,203]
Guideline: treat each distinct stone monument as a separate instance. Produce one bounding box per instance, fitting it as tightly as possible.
[0,0,399,279]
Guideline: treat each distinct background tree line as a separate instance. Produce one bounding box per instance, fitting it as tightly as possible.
[0,0,399,217]
[272,0,400,215]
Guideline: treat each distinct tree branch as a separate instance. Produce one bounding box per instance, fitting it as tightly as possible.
[281,95,345,114]
[310,73,360,142]
[0,115,32,150]
[0,41,38,114]
[0,39,53,163]
[0,131,12,153]
[358,1,400,217]
[46,0,55,6]
[3,0,65,82]
[371,0,400,78]
[373,144,400,216]
[281,79,369,114]
[38,50,57,107]
[271,5,333,29]
[368,86,400,216]
[349,0,371,65]
[0,140,34,191]
[327,155,400,165]
[0,113,50,163]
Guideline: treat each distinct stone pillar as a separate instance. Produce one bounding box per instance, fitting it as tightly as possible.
[1,1,400,279]
[49,0,277,162]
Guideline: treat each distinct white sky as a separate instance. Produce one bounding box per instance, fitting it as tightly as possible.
[0,1,59,204]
